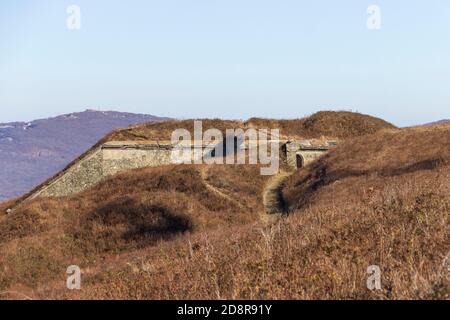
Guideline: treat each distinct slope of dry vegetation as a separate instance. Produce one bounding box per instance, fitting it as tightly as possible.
[0,165,270,298]
[0,115,447,300]
[5,111,395,211]
[246,111,396,139]
[279,123,450,299]
[48,123,446,300]
[105,111,396,141]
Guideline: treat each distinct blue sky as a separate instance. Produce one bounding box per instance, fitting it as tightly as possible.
[0,0,449,126]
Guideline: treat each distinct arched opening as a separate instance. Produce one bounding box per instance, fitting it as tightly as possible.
[296,154,304,169]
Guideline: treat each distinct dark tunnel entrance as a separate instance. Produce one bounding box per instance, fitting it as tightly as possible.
[296,154,304,169]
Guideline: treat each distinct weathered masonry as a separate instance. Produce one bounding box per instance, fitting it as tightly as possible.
[25,139,336,200]
[285,140,337,168]
[29,140,216,199]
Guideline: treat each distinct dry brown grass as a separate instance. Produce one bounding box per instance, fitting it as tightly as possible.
[283,124,450,210]
[106,119,243,141]
[246,111,396,139]
[7,111,393,211]
[279,122,450,298]
[0,165,270,297]
[36,164,449,300]
[46,122,447,300]
[0,199,16,215]
[0,120,447,301]
[105,111,396,141]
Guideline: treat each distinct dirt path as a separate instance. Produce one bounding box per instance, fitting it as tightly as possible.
[200,166,293,223]
[263,170,293,215]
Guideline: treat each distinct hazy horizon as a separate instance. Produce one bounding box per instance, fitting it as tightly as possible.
[2,107,448,128]
[1,1,449,126]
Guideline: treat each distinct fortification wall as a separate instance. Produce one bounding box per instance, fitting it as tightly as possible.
[285,140,334,168]
[25,139,335,201]
[103,148,173,176]
[29,142,205,199]
[31,144,175,199]
[286,149,327,168]
[34,148,104,198]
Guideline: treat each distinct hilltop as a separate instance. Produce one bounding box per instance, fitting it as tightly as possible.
[4,111,395,210]
[104,111,396,142]
[0,113,447,300]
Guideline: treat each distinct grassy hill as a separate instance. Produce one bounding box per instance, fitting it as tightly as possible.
[104,111,396,141]
[0,164,270,296]
[280,122,449,299]
[4,111,395,210]
[1,112,448,300]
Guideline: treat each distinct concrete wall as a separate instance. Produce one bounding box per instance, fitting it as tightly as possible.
[27,139,335,200]
[286,150,328,168]
[31,145,175,199]
[29,143,210,199]
[103,148,173,177]
[285,141,332,169]
[34,148,104,198]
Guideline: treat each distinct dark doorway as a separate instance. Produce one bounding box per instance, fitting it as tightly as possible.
[296,154,304,169]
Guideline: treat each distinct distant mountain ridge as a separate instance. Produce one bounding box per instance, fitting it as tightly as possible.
[0,110,168,201]
[424,119,450,126]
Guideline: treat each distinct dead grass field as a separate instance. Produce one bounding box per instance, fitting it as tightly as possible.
[105,110,396,141]
[0,164,270,298]
[0,113,448,300]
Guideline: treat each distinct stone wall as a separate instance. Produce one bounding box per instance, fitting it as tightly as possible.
[34,148,104,198]
[28,142,208,199]
[286,140,335,168]
[30,143,176,199]
[102,146,173,177]
[26,139,336,200]
[286,150,328,168]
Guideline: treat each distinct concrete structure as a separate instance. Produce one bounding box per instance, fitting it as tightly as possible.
[29,140,210,199]
[23,139,336,201]
[285,140,337,168]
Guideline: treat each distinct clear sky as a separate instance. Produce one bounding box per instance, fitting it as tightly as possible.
[0,0,449,126]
